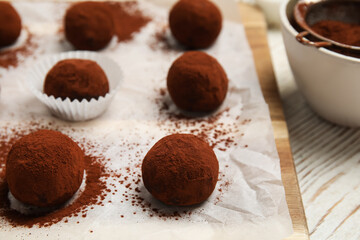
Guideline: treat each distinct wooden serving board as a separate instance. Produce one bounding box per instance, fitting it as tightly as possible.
[238,3,310,240]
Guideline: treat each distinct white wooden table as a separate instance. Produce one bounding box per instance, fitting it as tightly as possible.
[267,29,360,240]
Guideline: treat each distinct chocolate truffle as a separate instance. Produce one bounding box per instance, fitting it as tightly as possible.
[6,130,85,208]
[0,2,22,48]
[167,51,228,112]
[65,2,114,51]
[142,134,219,206]
[169,0,222,49]
[44,59,110,101]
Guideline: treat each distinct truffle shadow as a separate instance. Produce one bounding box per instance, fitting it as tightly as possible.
[137,184,205,219]
[6,170,87,217]
[151,26,188,53]
[157,89,222,120]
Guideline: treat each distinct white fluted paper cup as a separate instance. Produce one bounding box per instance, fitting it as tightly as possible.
[27,51,123,121]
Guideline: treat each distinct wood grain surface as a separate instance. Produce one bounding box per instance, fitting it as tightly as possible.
[268,28,360,240]
[238,3,310,240]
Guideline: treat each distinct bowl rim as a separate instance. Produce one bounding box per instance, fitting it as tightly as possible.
[280,0,360,63]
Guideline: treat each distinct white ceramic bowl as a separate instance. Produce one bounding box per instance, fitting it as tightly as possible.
[280,0,360,127]
[256,0,284,27]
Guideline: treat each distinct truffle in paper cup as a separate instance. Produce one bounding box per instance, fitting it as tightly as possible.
[27,51,123,121]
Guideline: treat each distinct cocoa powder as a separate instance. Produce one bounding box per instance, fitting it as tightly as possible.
[291,10,360,59]
[105,1,151,42]
[309,20,360,58]
[0,29,36,69]
[155,87,249,152]
[311,20,360,47]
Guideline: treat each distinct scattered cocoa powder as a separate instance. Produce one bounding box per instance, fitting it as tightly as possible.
[149,24,184,52]
[154,87,249,152]
[151,25,171,51]
[215,179,231,204]
[0,29,36,69]
[105,1,151,42]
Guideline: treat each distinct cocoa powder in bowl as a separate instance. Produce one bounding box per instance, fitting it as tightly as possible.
[44,59,109,101]
[0,2,22,48]
[142,134,219,206]
[65,2,114,51]
[167,51,228,112]
[311,20,360,47]
[169,0,222,49]
[6,130,85,208]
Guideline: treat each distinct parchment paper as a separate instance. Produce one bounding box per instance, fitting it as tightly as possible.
[0,1,293,239]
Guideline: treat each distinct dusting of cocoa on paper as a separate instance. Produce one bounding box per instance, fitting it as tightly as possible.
[0,29,37,69]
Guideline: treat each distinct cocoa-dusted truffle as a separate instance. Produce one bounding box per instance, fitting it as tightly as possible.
[0,2,21,48]
[44,59,109,101]
[142,134,219,206]
[6,130,85,208]
[65,2,114,51]
[169,0,222,49]
[167,51,228,112]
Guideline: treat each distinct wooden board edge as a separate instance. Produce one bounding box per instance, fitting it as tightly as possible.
[238,3,310,240]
